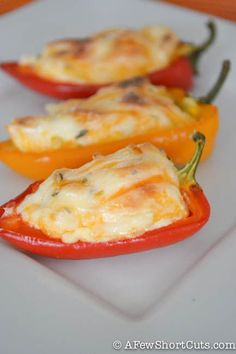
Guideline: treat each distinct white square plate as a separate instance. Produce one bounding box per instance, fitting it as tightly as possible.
[0,1,236,353]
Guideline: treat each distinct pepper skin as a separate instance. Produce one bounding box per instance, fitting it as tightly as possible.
[0,22,216,99]
[0,133,210,259]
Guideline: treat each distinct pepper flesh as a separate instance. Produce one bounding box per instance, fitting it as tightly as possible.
[0,134,210,259]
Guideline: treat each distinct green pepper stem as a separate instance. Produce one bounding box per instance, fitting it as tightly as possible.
[178,132,205,186]
[189,21,217,74]
[198,60,231,104]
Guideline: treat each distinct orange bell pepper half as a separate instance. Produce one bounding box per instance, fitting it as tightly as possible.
[0,133,210,259]
[0,60,230,180]
[0,22,216,99]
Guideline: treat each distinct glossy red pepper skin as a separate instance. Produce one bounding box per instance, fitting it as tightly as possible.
[0,180,210,259]
[0,56,193,99]
[149,56,193,91]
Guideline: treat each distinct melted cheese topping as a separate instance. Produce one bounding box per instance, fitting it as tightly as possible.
[17,144,188,243]
[8,79,196,153]
[21,26,190,84]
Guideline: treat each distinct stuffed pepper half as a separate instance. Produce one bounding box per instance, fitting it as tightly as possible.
[1,22,216,98]
[0,61,230,180]
[0,134,210,259]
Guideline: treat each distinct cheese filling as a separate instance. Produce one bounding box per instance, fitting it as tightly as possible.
[8,79,197,153]
[17,144,188,243]
[20,25,190,84]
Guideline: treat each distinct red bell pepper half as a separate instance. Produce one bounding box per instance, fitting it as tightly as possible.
[0,22,216,99]
[0,133,210,259]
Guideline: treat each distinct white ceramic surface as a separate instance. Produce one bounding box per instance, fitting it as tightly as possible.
[0,1,236,353]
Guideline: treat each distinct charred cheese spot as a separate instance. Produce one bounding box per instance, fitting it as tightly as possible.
[121,92,146,105]
[17,144,188,243]
[118,76,146,88]
[8,80,196,153]
[21,26,192,84]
